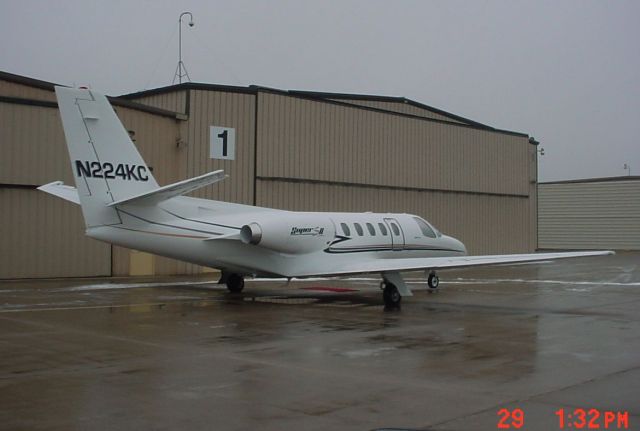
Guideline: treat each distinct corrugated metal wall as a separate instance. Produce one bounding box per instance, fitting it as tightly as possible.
[539,180,640,250]
[0,80,56,102]
[0,102,72,186]
[132,91,188,114]
[115,106,185,188]
[329,98,466,123]
[0,188,111,279]
[186,89,255,204]
[256,92,529,196]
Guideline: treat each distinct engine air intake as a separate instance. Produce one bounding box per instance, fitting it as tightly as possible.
[240,223,262,245]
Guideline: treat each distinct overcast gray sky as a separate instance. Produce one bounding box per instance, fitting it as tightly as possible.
[1,0,638,181]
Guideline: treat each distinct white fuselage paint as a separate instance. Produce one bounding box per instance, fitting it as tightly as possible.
[87,195,466,278]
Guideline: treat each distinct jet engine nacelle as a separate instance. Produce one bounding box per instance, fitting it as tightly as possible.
[240,215,335,254]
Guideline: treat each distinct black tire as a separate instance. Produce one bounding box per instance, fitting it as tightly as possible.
[382,283,401,308]
[226,274,245,293]
[428,272,439,289]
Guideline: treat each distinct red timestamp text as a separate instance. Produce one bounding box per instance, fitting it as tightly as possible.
[497,408,524,429]
[497,407,630,429]
[556,408,629,429]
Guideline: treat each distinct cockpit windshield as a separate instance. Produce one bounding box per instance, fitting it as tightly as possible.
[413,217,442,238]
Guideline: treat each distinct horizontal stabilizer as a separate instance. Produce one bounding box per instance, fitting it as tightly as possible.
[108,170,226,207]
[38,181,80,205]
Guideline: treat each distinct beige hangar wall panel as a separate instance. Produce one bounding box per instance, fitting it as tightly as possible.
[529,147,539,250]
[0,188,110,279]
[0,80,57,102]
[185,89,256,205]
[129,91,188,115]
[0,102,72,186]
[115,106,186,186]
[256,92,530,197]
[539,179,640,250]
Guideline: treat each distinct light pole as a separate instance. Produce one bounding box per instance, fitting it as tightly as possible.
[623,163,631,176]
[173,11,194,84]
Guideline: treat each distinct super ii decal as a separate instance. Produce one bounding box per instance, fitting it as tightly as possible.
[290,227,325,236]
[75,160,149,181]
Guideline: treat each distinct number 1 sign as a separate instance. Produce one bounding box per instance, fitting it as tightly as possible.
[210,126,236,160]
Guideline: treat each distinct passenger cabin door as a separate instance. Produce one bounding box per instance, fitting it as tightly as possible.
[383,218,405,251]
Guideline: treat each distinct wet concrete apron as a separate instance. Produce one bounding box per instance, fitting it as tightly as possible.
[1,253,638,430]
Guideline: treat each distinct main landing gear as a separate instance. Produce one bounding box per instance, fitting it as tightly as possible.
[380,271,440,307]
[220,272,245,293]
[381,281,401,308]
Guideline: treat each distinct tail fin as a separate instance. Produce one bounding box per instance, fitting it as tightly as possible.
[55,86,158,227]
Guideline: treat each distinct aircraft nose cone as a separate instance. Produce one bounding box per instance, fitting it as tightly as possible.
[457,239,468,255]
[445,235,467,255]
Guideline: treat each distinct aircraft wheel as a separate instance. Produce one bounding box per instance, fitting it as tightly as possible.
[382,283,401,308]
[428,272,439,289]
[226,274,245,293]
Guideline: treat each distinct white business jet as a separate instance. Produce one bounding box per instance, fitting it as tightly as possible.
[39,87,612,307]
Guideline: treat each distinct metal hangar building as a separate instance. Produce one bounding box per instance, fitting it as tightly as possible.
[0,70,538,279]
[538,176,640,250]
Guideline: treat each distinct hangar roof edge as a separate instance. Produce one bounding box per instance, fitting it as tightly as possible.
[119,82,256,98]
[287,89,490,129]
[121,82,528,138]
[0,70,184,120]
[120,83,487,128]
[0,70,58,91]
[540,176,640,185]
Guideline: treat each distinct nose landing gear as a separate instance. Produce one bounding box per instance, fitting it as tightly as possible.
[427,271,439,290]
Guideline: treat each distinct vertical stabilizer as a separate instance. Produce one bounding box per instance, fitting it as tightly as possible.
[55,86,159,227]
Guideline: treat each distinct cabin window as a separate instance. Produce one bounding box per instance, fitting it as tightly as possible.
[354,223,364,236]
[340,223,351,236]
[366,223,376,236]
[378,223,388,236]
[390,223,400,236]
[413,217,436,238]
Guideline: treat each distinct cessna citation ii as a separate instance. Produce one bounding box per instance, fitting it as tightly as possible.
[39,87,613,307]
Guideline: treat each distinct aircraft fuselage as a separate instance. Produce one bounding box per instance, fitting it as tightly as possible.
[87,196,466,278]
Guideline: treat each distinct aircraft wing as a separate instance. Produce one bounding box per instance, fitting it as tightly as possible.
[108,170,226,207]
[38,181,80,205]
[294,250,614,277]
